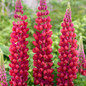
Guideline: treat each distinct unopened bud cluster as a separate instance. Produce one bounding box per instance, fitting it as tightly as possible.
[78,36,86,76]
[0,49,8,86]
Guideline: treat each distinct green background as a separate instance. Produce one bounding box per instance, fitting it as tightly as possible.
[0,0,86,86]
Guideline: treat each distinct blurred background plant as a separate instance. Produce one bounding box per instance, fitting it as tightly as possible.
[0,0,86,86]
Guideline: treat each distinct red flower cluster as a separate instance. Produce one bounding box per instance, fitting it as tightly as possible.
[57,4,78,86]
[9,0,29,86]
[78,36,86,76]
[32,0,54,86]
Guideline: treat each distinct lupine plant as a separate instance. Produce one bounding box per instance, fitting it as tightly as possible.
[9,0,29,86]
[78,36,86,76]
[57,3,78,86]
[32,0,54,86]
[0,49,8,86]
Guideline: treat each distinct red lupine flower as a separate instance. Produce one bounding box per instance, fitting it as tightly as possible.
[57,3,78,86]
[78,36,86,76]
[33,0,54,86]
[0,49,8,86]
[9,0,29,86]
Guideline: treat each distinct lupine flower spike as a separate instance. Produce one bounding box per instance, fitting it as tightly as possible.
[78,36,86,76]
[9,0,29,86]
[57,2,78,86]
[0,49,8,86]
[33,0,54,86]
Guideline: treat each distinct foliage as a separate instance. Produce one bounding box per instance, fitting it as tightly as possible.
[0,0,86,86]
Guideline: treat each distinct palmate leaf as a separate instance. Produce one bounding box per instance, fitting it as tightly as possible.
[0,44,10,56]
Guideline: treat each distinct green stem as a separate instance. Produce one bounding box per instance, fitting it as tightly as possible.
[77,73,80,79]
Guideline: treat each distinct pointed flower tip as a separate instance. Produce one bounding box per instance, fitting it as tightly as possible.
[80,36,83,41]
[0,49,4,66]
[16,0,21,3]
[79,36,84,51]
[80,36,83,44]
[67,2,71,9]
[16,0,22,6]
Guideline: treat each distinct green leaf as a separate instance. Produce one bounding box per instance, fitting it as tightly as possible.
[0,44,10,56]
